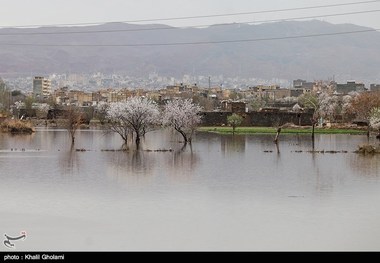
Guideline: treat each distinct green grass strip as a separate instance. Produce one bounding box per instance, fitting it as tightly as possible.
[197,126,367,135]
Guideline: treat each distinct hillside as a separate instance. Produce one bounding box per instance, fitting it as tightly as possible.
[0,20,380,82]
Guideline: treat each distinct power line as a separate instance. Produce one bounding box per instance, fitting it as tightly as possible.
[1,0,379,28]
[0,28,378,47]
[0,9,379,35]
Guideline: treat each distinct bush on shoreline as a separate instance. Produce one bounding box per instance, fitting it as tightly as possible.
[354,144,380,154]
[0,119,35,134]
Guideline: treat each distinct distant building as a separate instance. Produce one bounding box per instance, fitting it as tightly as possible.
[249,85,280,92]
[336,81,366,94]
[293,79,315,91]
[33,76,51,98]
[290,89,304,97]
[370,84,380,92]
[221,100,247,113]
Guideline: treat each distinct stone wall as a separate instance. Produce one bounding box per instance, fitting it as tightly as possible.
[201,111,313,127]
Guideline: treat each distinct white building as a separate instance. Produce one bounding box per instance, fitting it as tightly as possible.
[33,76,51,98]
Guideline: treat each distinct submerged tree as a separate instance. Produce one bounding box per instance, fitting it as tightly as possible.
[227,113,243,135]
[298,93,319,141]
[106,102,130,146]
[162,98,203,144]
[106,97,159,147]
[64,106,83,145]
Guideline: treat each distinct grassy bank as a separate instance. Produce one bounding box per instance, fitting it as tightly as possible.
[1,119,35,134]
[198,126,367,135]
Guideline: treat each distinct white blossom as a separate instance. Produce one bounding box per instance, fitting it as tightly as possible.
[162,98,203,143]
[370,107,380,130]
[348,91,359,97]
[96,101,109,112]
[14,101,24,110]
[317,92,340,121]
[37,103,50,113]
[95,101,109,124]
[106,97,160,145]
[341,92,360,116]
[342,95,353,115]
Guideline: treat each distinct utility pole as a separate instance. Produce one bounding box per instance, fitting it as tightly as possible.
[208,76,211,89]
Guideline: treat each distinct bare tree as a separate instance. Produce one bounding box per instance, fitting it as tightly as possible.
[106,97,159,147]
[64,106,83,145]
[162,98,203,144]
[298,93,319,141]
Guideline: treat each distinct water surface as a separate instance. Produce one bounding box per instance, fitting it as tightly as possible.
[1,129,380,251]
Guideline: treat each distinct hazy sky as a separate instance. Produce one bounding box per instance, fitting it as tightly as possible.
[0,0,380,28]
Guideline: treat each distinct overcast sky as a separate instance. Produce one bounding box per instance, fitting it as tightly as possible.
[0,0,379,28]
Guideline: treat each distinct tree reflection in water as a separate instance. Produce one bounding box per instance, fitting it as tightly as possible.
[105,149,156,186]
[59,145,80,176]
[220,135,245,155]
[348,153,380,177]
[167,144,199,179]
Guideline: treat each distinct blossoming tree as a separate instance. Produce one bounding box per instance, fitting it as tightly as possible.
[162,98,203,144]
[370,107,380,138]
[317,92,341,122]
[106,97,160,147]
[95,101,109,125]
[347,91,380,137]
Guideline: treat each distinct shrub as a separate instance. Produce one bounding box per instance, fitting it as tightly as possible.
[0,119,35,134]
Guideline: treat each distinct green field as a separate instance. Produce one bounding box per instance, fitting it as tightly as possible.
[197,126,367,135]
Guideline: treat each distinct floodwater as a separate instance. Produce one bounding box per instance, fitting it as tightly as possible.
[1,128,380,251]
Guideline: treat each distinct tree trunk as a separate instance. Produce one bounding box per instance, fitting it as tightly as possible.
[178,130,188,144]
[232,126,236,135]
[135,134,140,146]
[274,127,281,144]
[122,141,128,150]
[367,124,370,138]
[275,141,280,154]
[312,123,315,143]
[71,135,75,145]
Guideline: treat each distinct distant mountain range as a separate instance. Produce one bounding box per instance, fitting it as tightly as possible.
[1,20,380,83]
